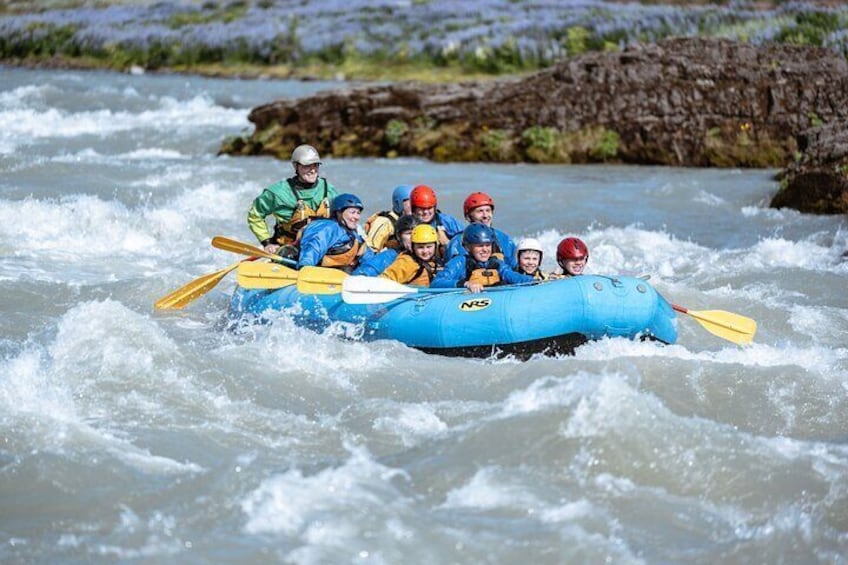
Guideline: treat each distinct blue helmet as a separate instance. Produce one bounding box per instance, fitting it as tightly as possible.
[462,223,496,246]
[391,185,414,214]
[330,193,364,215]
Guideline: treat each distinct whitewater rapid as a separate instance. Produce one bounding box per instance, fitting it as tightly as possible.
[1,66,847,563]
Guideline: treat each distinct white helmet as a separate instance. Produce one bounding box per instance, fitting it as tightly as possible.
[517,237,544,260]
[291,144,321,166]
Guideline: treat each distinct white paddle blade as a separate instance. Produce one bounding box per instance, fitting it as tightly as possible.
[341,276,417,304]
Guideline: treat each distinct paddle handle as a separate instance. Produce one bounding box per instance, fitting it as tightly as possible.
[672,303,688,314]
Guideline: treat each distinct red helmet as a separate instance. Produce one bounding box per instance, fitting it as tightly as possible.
[410,185,437,209]
[462,191,494,217]
[557,237,589,263]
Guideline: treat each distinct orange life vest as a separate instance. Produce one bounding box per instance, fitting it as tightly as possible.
[404,254,441,287]
[320,236,365,271]
[364,210,398,234]
[465,257,502,287]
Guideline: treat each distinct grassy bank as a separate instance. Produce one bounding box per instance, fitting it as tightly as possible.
[1,1,847,82]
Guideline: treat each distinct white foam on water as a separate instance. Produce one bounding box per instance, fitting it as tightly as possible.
[0,194,158,256]
[0,92,247,154]
[241,444,410,542]
[129,165,199,188]
[741,237,845,272]
[542,225,848,287]
[0,178,249,269]
[514,225,703,279]
[49,299,250,436]
[52,147,190,163]
[537,499,595,523]
[221,313,398,390]
[787,304,848,344]
[0,83,51,107]
[573,336,847,374]
[372,403,449,447]
[441,466,541,510]
[584,226,707,279]
[0,349,78,423]
[47,300,209,471]
[50,299,182,382]
[91,507,184,560]
[498,373,598,418]
[559,374,848,508]
[1,301,204,475]
[439,466,640,559]
[741,204,797,220]
[81,425,204,475]
[557,373,680,443]
[169,181,249,222]
[693,189,727,207]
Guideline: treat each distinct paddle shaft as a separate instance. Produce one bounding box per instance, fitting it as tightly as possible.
[211,236,296,266]
[672,303,737,332]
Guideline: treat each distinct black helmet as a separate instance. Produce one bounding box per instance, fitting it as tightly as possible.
[394,214,421,239]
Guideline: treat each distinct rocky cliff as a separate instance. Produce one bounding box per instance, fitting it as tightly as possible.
[222,37,848,213]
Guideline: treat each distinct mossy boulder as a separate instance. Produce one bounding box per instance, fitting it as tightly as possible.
[222,37,848,214]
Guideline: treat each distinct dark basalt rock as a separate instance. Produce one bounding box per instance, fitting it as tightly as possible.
[771,120,848,214]
[222,37,848,214]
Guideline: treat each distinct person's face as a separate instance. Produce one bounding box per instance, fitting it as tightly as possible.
[294,162,319,184]
[413,206,435,223]
[413,242,436,261]
[467,205,493,226]
[518,250,541,273]
[338,207,361,230]
[561,256,586,276]
[398,230,413,251]
[402,199,412,215]
[469,243,492,262]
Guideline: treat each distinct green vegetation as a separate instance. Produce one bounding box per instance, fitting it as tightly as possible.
[384,119,408,147]
[808,112,824,128]
[702,122,792,167]
[227,117,624,165]
[591,129,621,161]
[522,126,558,161]
[565,26,590,56]
[775,10,842,46]
[2,1,847,81]
[480,128,513,161]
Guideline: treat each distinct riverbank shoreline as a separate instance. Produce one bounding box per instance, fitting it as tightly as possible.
[0,54,513,84]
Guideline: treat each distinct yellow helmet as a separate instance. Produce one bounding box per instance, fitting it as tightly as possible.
[410,224,438,244]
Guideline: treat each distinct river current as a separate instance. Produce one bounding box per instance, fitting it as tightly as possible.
[1,66,847,563]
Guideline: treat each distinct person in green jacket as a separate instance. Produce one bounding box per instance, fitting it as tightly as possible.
[247,144,339,254]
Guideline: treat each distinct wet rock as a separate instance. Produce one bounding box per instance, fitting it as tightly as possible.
[771,120,848,214]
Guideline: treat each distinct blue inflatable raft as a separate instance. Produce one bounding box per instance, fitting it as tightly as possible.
[227,267,678,359]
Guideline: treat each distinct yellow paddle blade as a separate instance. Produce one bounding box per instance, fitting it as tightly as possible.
[236,260,299,290]
[686,309,757,346]
[211,236,284,262]
[296,266,348,294]
[154,261,240,310]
